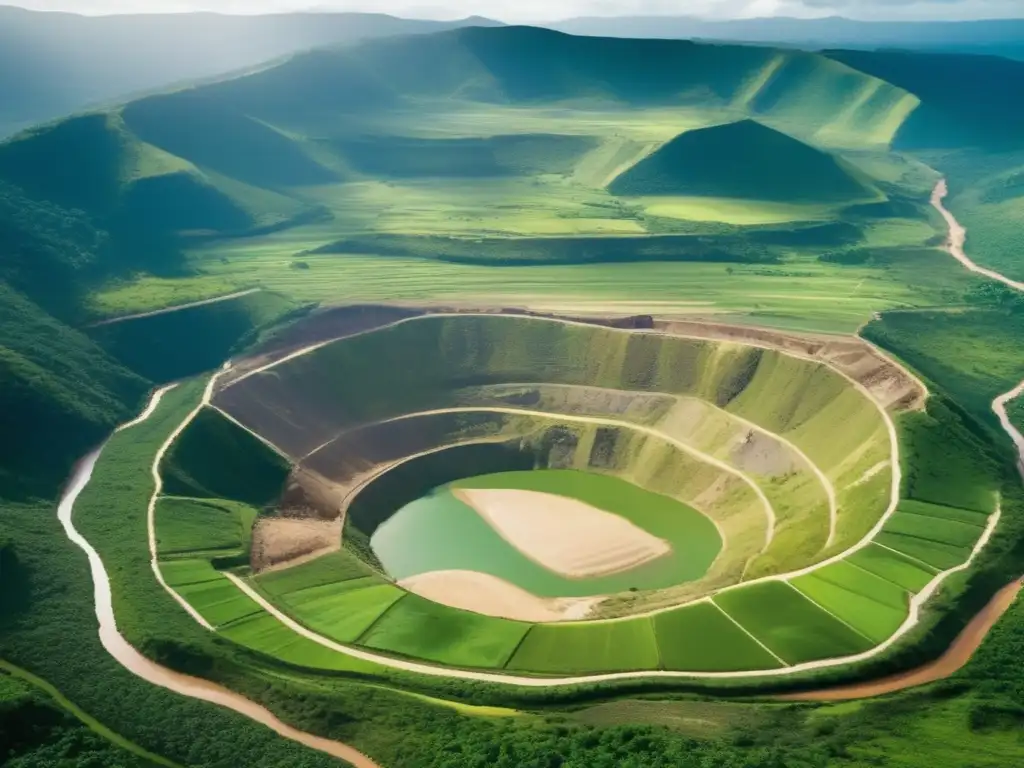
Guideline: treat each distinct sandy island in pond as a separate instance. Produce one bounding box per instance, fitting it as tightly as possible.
[399,570,603,622]
[451,487,671,579]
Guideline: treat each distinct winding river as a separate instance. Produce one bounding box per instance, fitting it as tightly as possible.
[53,177,1024,757]
[57,448,380,768]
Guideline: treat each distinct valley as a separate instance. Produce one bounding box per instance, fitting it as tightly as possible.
[1,17,1024,768]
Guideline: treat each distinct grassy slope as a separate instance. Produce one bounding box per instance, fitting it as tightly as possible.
[89,289,298,382]
[161,407,291,507]
[0,282,148,500]
[154,496,257,557]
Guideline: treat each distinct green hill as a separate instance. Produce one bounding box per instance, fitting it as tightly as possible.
[825,49,1024,149]
[0,282,147,500]
[0,6,501,137]
[0,26,920,278]
[195,26,914,137]
[608,120,876,203]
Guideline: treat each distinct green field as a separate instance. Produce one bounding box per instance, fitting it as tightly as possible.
[652,601,785,672]
[176,575,263,627]
[714,581,875,664]
[359,594,531,668]
[154,496,257,557]
[845,543,939,591]
[254,549,374,597]
[506,618,660,674]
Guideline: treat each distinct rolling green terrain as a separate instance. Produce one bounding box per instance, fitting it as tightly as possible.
[1,20,1023,768]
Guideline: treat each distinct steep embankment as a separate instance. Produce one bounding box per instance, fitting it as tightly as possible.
[826,49,1024,150]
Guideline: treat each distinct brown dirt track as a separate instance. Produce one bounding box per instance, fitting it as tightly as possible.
[780,578,1023,701]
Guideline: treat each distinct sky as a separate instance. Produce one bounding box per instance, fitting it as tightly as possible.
[7,0,1023,22]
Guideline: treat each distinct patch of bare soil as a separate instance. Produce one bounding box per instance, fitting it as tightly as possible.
[251,517,342,572]
[730,430,797,475]
[453,487,671,579]
[398,570,602,623]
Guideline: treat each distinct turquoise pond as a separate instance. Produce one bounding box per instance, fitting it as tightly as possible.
[370,469,722,597]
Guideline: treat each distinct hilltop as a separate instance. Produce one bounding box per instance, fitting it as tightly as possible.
[608,120,875,202]
[0,6,501,137]
[549,15,1024,60]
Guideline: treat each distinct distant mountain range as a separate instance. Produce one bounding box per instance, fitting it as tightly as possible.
[0,6,501,136]
[548,15,1024,59]
[2,6,1023,139]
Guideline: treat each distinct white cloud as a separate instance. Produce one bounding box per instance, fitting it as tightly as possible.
[7,0,1022,22]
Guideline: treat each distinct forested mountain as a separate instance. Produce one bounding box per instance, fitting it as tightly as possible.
[0,6,499,137]
[550,15,1024,60]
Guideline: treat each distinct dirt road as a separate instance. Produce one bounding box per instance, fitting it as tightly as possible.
[88,288,260,328]
[930,180,1024,291]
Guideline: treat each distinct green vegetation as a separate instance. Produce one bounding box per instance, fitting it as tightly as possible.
[285,581,406,644]
[652,602,784,672]
[161,407,290,507]
[177,575,263,627]
[361,595,531,669]
[154,496,257,557]
[790,573,907,643]
[255,549,375,597]
[89,289,297,382]
[714,581,875,663]
[0,658,180,768]
[609,120,876,202]
[507,618,660,674]
[2,20,1024,768]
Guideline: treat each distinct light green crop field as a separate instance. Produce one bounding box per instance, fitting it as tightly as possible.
[154,496,257,557]
[652,601,784,672]
[883,511,986,548]
[799,560,909,610]
[845,544,938,591]
[789,573,907,643]
[896,499,991,527]
[219,612,380,673]
[176,575,263,628]
[287,582,406,644]
[254,549,375,598]
[873,533,973,571]
[359,594,531,669]
[713,581,875,664]
[158,558,223,588]
[506,618,660,674]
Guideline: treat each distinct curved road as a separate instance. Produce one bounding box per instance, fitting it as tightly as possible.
[88,289,260,328]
